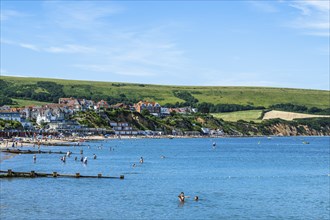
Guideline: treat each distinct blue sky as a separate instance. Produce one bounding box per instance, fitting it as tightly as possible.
[1,1,329,90]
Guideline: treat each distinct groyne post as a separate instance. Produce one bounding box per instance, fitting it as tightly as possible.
[30,171,35,177]
[53,172,57,177]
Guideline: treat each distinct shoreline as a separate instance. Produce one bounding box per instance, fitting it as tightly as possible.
[1,134,328,149]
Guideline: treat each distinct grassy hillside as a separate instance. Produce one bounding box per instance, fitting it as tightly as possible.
[1,76,329,108]
[11,98,50,107]
[212,110,263,122]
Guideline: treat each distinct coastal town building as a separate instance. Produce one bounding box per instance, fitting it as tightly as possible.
[48,120,81,131]
[0,105,11,111]
[161,107,171,116]
[59,97,95,111]
[109,121,138,135]
[94,100,110,110]
[36,107,65,125]
[0,112,21,122]
[134,101,161,116]
[201,127,210,135]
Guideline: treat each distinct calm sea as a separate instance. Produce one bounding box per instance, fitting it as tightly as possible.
[0,137,329,220]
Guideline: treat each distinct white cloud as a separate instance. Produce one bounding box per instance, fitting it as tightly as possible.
[43,1,123,29]
[1,39,40,51]
[45,44,95,54]
[1,39,94,54]
[289,0,329,36]
[19,43,40,51]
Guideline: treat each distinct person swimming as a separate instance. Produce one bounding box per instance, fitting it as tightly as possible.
[194,196,199,201]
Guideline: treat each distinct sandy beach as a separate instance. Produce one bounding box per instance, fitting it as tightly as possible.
[0,134,219,151]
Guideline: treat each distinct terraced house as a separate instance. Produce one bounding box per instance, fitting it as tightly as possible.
[134,101,161,117]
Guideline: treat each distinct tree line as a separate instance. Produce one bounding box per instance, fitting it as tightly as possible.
[269,103,330,115]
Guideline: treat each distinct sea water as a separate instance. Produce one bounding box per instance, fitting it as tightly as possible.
[0,137,329,219]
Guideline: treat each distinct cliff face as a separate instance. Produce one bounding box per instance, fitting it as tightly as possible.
[264,123,330,136]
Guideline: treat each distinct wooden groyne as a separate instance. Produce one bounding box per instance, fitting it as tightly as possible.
[0,170,124,179]
[35,142,80,146]
[0,148,68,154]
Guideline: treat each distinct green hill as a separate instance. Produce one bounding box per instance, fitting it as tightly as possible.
[1,76,329,109]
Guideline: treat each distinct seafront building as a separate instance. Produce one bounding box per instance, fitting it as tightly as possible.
[0,112,21,122]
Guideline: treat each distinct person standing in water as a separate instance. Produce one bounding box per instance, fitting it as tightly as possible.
[83,157,88,164]
[140,157,144,164]
[178,192,185,202]
[33,154,36,163]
